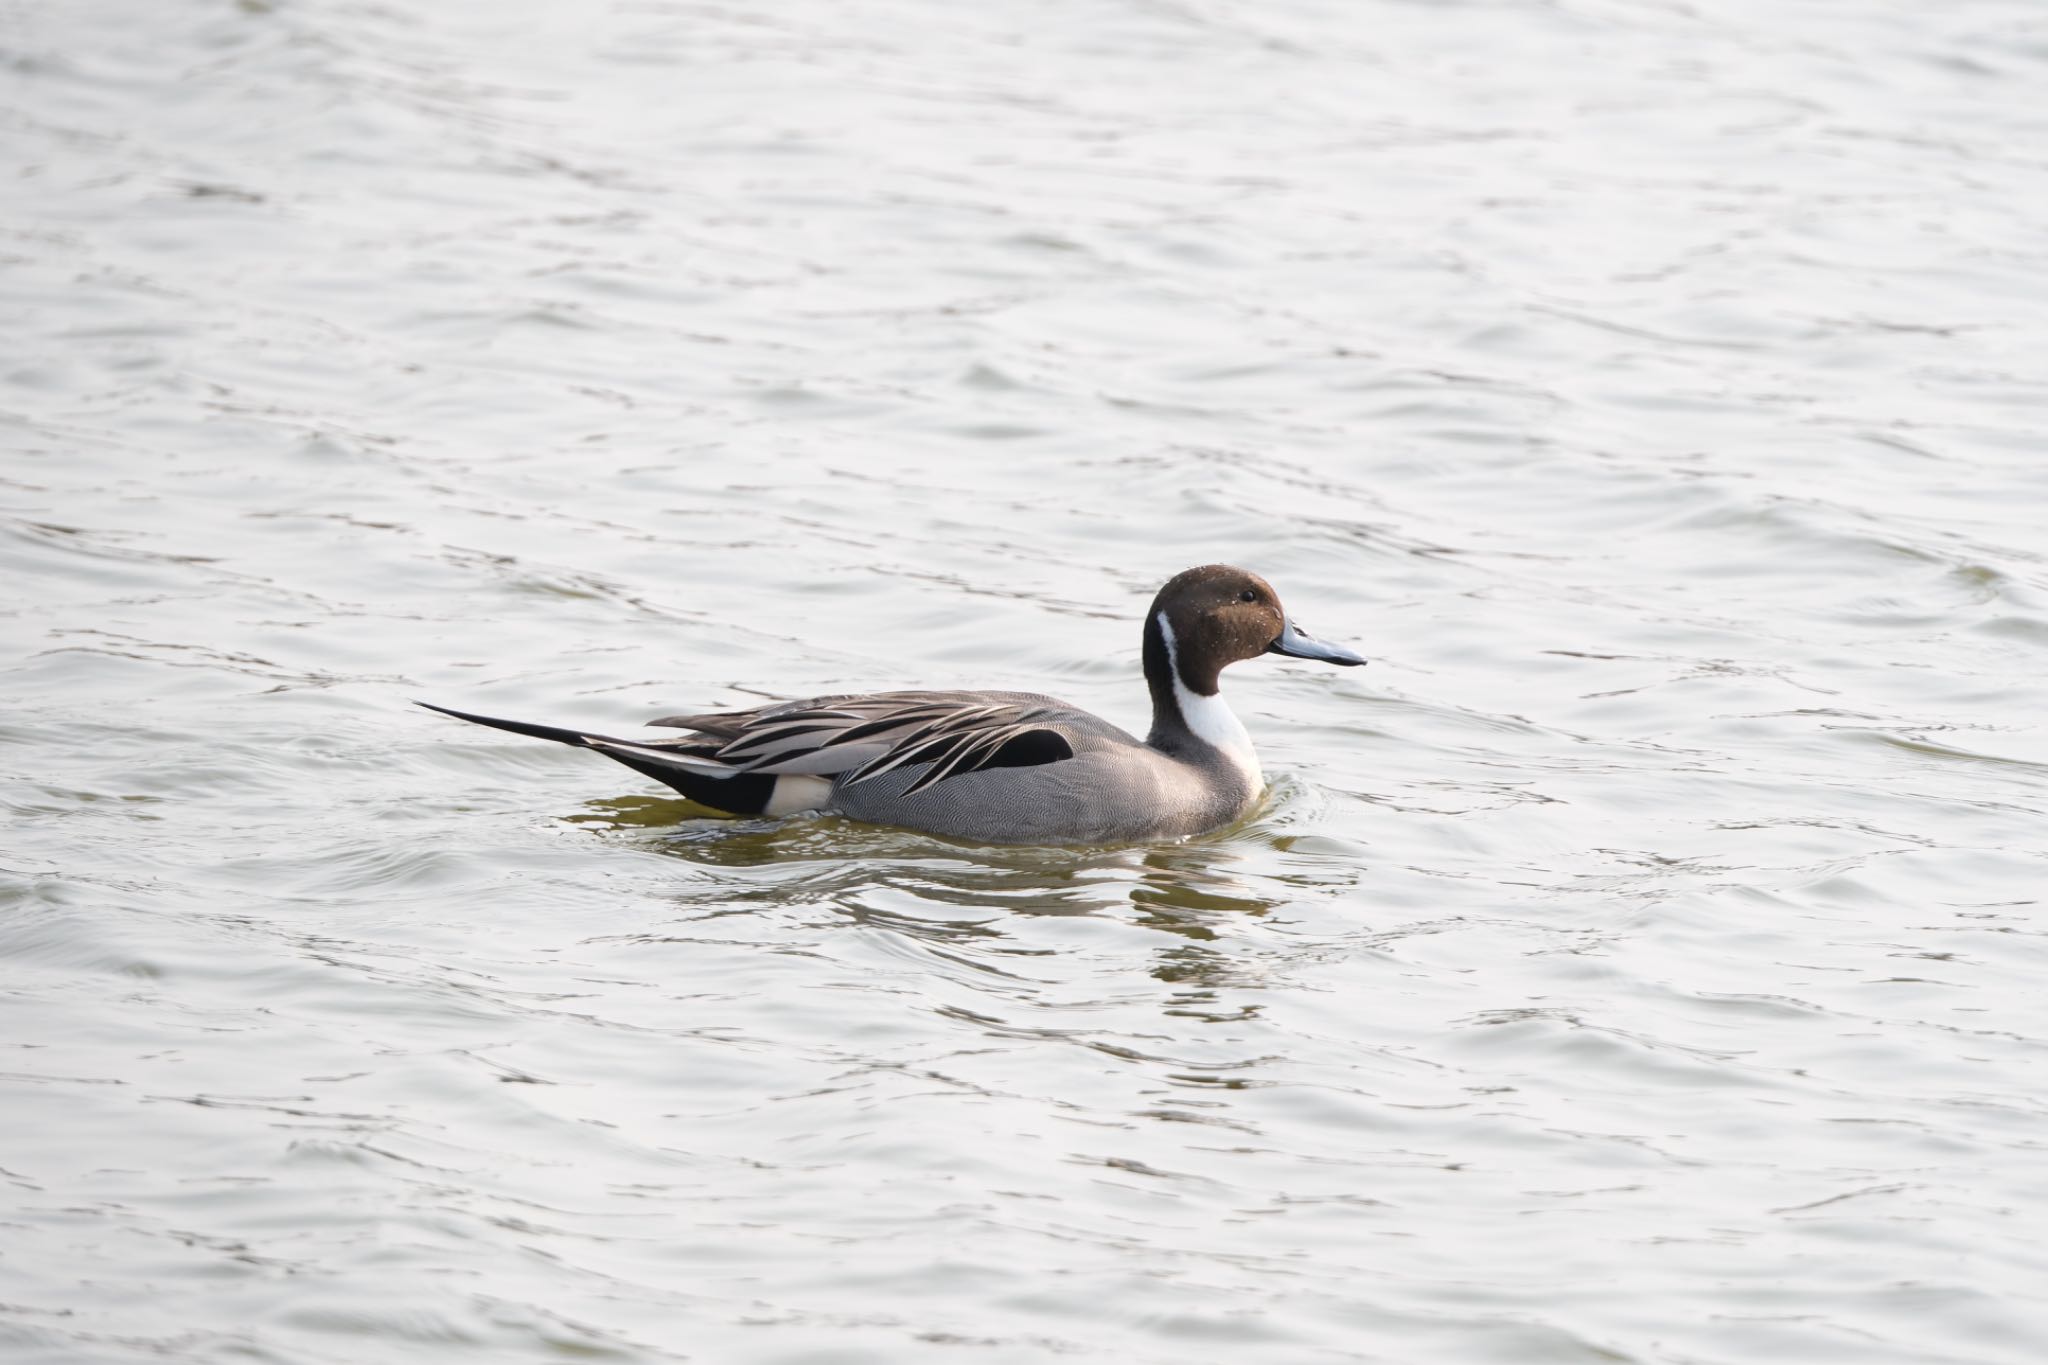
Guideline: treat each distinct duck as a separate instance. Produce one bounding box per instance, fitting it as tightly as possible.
[419,564,1364,846]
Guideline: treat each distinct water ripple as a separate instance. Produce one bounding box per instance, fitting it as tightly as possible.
[5,0,2048,1361]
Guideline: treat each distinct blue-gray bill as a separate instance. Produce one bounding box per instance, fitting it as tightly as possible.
[1266,619,1367,667]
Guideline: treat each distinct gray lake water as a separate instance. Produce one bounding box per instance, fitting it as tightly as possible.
[6,1,2048,1361]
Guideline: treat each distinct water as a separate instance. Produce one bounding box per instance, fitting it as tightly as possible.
[5,1,2047,1360]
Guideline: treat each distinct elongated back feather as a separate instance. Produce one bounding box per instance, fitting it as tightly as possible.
[642,691,1079,790]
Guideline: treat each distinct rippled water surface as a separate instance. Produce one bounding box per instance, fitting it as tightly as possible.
[7,1,2048,1361]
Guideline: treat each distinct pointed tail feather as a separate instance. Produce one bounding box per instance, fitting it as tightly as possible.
[416,700,785,815]
[414,701,598,748]
[415,702,726,769]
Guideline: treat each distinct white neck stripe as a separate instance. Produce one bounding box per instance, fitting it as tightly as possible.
[1156,611,1262,788]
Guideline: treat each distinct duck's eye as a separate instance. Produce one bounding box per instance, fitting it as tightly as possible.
[1237,589,1258,603]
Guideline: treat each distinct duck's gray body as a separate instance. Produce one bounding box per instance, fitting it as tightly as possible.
[421,565,1364,847]
[758,690,1258,845]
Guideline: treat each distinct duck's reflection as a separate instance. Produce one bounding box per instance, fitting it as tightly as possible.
[565,795,1310,998]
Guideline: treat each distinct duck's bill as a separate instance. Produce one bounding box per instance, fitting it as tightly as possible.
[1267,619,1367,667]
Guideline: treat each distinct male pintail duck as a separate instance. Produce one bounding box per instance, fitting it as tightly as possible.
[420,564,1364,846]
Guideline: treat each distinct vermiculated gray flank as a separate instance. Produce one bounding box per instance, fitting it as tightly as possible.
[422,564,1366,844]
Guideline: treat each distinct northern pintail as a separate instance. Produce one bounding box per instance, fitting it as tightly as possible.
[420,564,1364,845]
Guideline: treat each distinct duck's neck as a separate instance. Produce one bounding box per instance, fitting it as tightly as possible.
[1144,610,1262,788]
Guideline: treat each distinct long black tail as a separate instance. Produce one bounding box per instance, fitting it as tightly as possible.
[415,701,598,748]
[415,701,775,813]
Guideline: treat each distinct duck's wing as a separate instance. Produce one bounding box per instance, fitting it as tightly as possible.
[649,690,1079,796]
